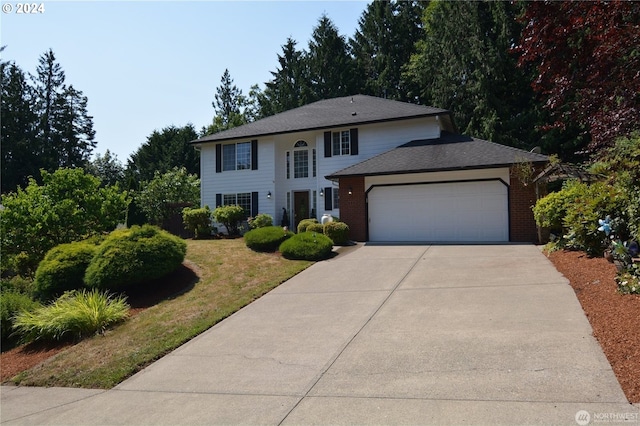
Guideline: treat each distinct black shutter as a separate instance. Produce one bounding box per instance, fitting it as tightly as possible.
[251,192,259,216]
[350,128,359,155]
[324,187,333,211]
[215,193,222,207]
[251,140,258,170]
[215,144,222,173]
[324,131,332,157]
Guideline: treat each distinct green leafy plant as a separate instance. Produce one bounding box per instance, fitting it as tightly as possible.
[12,289,129,343]
[279,232,334,260]
[135,167,200,226]
[1,291,41,345]
[244,226,293,252]
[0,168,130,277]
[182,206,213,239]
[306,223,324,233]
[247,213,273,229]
[34,241,98,301]
[323,221,350,245]
[84,225,187,291]
[213,205,245,236]
[297,218,318,233]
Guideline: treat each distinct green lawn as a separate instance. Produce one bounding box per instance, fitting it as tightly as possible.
[11,239,312,388]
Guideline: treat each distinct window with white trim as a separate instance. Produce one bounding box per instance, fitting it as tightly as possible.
[332,130,350,156]
[222,142,251,171]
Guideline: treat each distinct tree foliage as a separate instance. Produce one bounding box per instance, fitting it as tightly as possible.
[261,38,309,116]
[87,150,125,187]
[1,49,96,193]
[515,0,640,153]
[126,124,200,183]
[135,167,200,226]
[0,168,130,276]
[350,0,425,101]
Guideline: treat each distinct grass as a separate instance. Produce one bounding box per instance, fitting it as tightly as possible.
[10,239,312,388]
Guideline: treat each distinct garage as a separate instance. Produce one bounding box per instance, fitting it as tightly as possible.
[367,180,509,242]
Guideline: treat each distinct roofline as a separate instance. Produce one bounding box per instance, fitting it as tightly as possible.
[190,110,451,145]
[325,161,549,181]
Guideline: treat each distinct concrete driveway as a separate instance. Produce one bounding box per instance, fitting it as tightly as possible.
[2,244,636,425]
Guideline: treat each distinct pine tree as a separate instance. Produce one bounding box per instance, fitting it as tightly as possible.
[351,0,425,101]
[209,69,247,133]
[262,37,309,115]
[306,15,356,101]
[0,61,38,192]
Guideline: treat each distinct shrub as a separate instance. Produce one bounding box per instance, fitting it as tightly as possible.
[0,291,41,344]
[306,223,324,233]
[0,168,130,277]
[34,241,98,301]
[84,225,187,291]
[533,182,580,232]
[248,213,273,229]
[182,206,212,239]
[279,232,334,260]
[324,221,350,245]
[12,289,129,342]
[297,218,318,233]
[562,181,626,255]
[213,205,245,235]
[244,226,294,252]
[0,275,36,297]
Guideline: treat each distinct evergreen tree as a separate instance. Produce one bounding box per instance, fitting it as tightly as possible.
[58,85,96,168]
[306,15,356,101]
[126,124,200,183]
[405,1,543,150]
[0,61,38,193]
[207,68,247,134]
[351,0,425,101]
[262,38,309,115]
[87,150,125,187]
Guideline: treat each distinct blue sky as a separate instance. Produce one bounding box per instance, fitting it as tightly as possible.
[1,0,369,162]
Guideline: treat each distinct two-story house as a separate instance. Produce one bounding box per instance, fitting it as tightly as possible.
[190,95,547,243]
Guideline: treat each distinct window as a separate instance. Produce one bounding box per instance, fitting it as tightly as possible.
[222,142,251,171]
[294,150,308,178]
[332,187,340,210]
[286,152,290,179]
[332,130,350,156]
[223,192,252,218]
[312,149,316,177]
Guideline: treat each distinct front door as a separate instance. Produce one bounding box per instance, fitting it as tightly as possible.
[293,191,309,231]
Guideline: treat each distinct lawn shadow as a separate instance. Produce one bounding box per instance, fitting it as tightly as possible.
[123,263,199,310]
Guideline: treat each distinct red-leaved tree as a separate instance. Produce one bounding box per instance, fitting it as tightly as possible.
[515,0,640,154]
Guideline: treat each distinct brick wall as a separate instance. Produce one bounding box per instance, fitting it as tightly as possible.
[509,166,545,243]
[338,176,367,241]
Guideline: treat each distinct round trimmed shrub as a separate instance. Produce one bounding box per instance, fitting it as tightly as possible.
[297,218,318,233]
[244,226,294,252]
[279,232,334,260]
[323,221,350,245]
[306,223,324,233]
[34,241,98,300]
[248,213,273,229]
[84,225,187,291]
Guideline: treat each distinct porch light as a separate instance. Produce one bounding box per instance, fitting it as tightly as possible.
[267,191,272,199]
[348,187,353,195]
[319,189,324,197]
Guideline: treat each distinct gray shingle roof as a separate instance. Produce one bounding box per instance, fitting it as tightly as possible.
[327,132,549,179]
[192,95,452,144]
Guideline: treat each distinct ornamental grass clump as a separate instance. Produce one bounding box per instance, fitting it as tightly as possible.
[84,225,187,291]
[12,289,129,343]
[1,291,41,345]
[244,226,293,252]
[279,232,333,260]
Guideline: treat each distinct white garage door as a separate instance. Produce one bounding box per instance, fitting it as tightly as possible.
[368,180,509,242]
